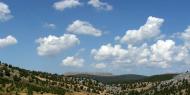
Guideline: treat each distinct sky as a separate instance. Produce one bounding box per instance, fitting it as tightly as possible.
[0,0,190,75]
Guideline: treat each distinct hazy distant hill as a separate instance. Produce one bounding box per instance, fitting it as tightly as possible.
[64,72,113,76]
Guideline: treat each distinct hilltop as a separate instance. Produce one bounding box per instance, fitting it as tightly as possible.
[0,61,105,95]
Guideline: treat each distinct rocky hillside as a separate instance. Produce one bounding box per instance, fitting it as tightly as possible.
[0,62,106,95]
[1,61,190,95]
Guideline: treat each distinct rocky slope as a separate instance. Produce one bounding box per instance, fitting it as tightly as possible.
[1,61,190,95]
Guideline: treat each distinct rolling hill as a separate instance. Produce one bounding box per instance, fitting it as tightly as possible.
[1,61,190,95]
[68,74,148,84]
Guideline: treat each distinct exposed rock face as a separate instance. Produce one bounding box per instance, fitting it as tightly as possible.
[173,72,190,81]
[160,72,190,84]
[157,72,190,91]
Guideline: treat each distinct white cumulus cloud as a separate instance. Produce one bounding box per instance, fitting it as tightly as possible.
[92,40,189,68]
[149,40,176,68]
[43,23,56,29]
[94,63,106,69]
[91,44,128,61]
[0,35,17,48]
[180,26,190,48]
[36,34,80,56]
[88,0,113,11]
[181,26,190,41]
[53,0,82,11]
[61,56,84,67]
[67,20,102,37]
[120,16,164,44]
[0,2,13,22]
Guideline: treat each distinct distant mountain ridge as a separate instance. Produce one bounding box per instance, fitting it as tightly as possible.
[64,72,113,76]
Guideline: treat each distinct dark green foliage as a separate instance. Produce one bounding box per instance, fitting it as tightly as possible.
[128,90,140,95]
[0,77,11,84]
[0,62,66,95]
[13,75,21,82]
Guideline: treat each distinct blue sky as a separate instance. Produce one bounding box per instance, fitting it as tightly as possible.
[0,0,190,75]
